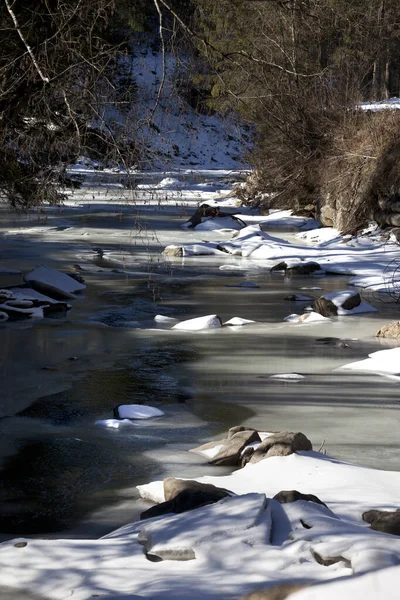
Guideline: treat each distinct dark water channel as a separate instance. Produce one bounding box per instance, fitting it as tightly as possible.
[1,255,400,541]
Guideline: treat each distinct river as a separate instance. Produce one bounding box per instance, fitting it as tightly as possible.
[1,172,399,541]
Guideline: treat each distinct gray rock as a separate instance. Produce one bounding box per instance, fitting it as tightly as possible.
[210,429,261,466]
[315,337,349,348]
[140,484,231,520]
[273,490,328,507]
[271,261,322,275]
[163,477,232,502]
[312,297,338,317]
[376,321,400,339]
[240,446,255,467]
[185,204,246,229]
[249,432,312,464]
[266,443,293,458]
[241,582,310,600]
[286,262,322,276]
[341,292,361,310]
[363,509,400,536]
[189,439,225,455]
[228,425,257,438]
[270,261,288,272]
[162,246,184,257]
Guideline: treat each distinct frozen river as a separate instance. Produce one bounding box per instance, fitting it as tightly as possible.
[0,172,399,540]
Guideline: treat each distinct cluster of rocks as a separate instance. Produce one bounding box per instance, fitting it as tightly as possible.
[183,203,246,230]
[271,261,324,277]
[189,426,313,468]
[0,265,85,322]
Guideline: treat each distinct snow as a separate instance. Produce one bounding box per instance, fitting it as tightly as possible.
[284,312,333,324]
[291,565,400,600]
[116,404,165,419]
[322,291,377,315]
[172,314,222,331]
[162,218,399,295]
[223,317,256,326]
[94,45,250,171]
[270,373,306,381]
[9,287,64,305]
[192,216,244,231]
[359,97,400,112]
[94,418,138,429]
[338,347,400,380]
[137,493,266,561]
[154,314,178,324]
[4,448,400,599]
[24,265,86,299]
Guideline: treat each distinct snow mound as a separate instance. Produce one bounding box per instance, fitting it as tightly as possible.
[338,347,400,380]
[224,317,256,326]
[172,315,222,331]
[24,265,85,299]
[116,404,165,419]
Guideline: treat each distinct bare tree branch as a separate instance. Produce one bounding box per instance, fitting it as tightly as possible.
[147,0,166,123]
[4,0,49,83]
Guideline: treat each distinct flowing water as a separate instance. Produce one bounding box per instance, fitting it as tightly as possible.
[1,180,400,541]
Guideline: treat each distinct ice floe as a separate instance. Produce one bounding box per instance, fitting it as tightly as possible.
[172,315,222,331]
[116,404,165,419]
[223,317,256,326]
[24,265,86,299]
[338,347,400,380]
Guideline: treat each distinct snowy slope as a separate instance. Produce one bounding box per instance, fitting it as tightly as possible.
[96,42,250,171]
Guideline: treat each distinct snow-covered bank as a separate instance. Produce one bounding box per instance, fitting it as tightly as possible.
[2,432,400,599]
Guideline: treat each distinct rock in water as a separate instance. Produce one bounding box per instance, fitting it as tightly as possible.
[376,321,400,339]
[162,246,184,257]
[312,297,338,317]
[24,265,86,299]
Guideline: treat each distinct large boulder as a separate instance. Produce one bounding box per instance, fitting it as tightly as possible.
[376,321,400,339]
[363,508,400,536]
[241,582,310,600]
[249,432,312,464]
[24,265,86,299]
[162,245,184,257]
[312,297,338,317]
[140,487,231,520]
[341,292,362,310]
[210,429,261,466]
[228,425,257,438]
[163,478,232,502]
